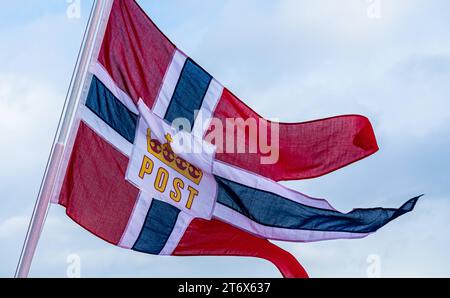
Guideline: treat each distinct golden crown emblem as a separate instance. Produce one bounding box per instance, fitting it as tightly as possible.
[146,128,203,185]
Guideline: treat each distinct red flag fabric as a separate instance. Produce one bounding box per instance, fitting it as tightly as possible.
[210,88,379,181]
[173,218,309,278]
[98,0,176,108]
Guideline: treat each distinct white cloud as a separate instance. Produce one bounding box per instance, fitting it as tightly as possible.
[0,216,28,240]
[0,74,62,169]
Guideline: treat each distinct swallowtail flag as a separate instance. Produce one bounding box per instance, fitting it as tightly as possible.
[47,0,419,278]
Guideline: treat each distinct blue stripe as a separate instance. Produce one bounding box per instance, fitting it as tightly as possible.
[132,200,181,255]
[164,58,212,126]
[215,176,419,234]
[86,77,182,253]
[85,76,138,143]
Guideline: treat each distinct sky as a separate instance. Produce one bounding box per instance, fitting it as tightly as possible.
[0,0,449,278]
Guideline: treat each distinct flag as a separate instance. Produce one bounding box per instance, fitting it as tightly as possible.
[52,0,419,278]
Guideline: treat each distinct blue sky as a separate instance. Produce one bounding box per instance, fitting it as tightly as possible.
[1,0,449,277]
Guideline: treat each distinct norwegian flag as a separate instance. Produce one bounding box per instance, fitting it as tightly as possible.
[52,0,419,278]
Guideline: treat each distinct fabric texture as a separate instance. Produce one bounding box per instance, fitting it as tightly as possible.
[173,218,309,278]
[210,88,379,181]
[60,122,139,245]
[98,0,176,107]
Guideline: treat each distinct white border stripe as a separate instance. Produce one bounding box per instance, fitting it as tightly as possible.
[192,78,224,138]
[213,160,335,210]
[212,161,376,242]
[80,106,133,157]
[214,204,371,242]
[89,62,139,114]
[119,192,153,249]
[159,212,194,255]
[152,50,187,118]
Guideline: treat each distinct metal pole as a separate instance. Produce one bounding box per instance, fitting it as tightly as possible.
[15,0,106,278]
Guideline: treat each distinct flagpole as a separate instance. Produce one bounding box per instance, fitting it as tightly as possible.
[15,0,106,278]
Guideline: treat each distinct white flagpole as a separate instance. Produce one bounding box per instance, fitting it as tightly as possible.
[15,0,107,278]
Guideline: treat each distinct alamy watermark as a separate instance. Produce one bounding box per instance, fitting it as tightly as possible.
[366,254,382,278]
[366,0,382,19]
[66,0,81,19]
[168,111,280,165]
[66,254,81,278]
